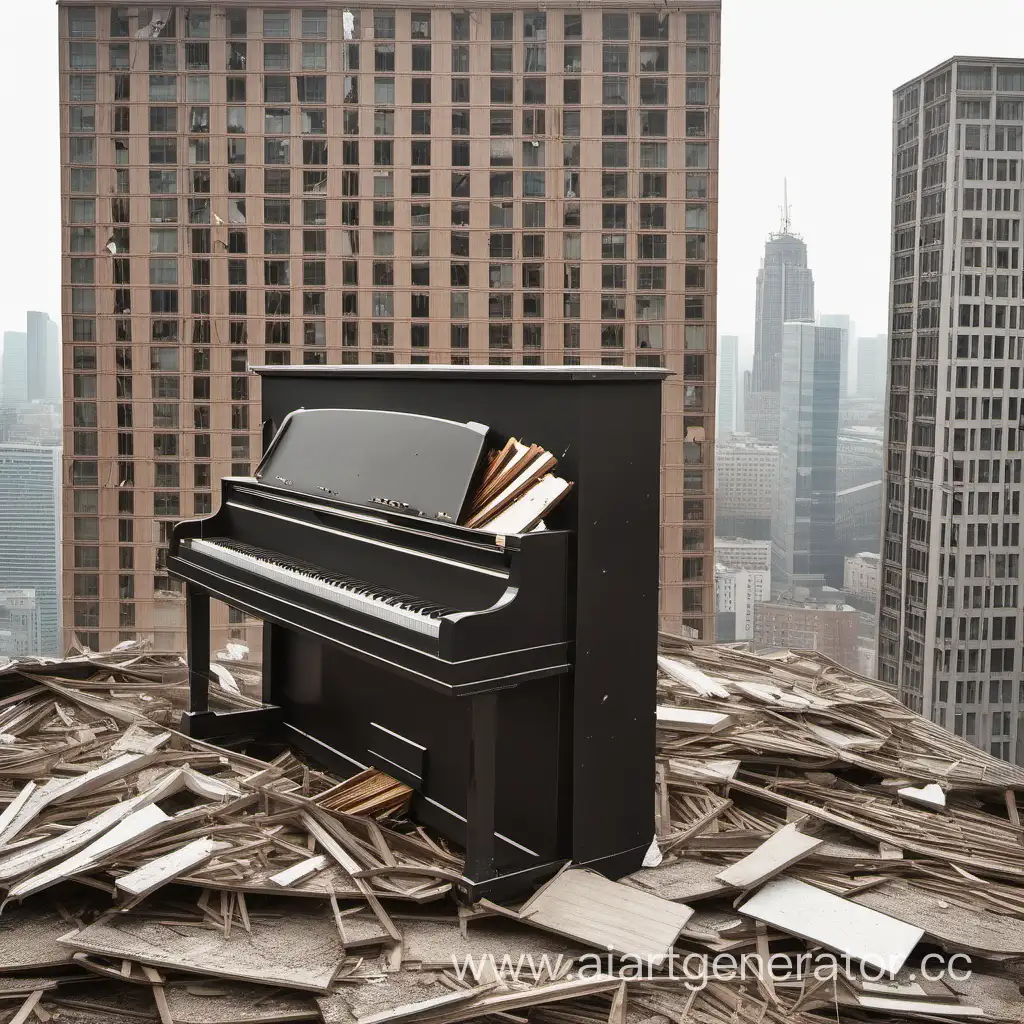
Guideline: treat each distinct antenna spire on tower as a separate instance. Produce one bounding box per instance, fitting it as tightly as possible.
[780,178,791,234]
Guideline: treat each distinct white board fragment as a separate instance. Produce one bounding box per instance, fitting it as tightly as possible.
[715,824,823,889]
[737,876,924,975]
[116,838,231,900]
[656,707,733,733]
[897,783,946,809]
[518,867,693,966]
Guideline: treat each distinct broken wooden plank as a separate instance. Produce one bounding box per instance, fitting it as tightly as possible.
[299,812,362,877]
[269,854,329,889]
[0,792,158,882]
[655,707,734,734]
[738,876,924,974]
[9,803,173,900]
[517,867,694,965]
[715,823,823,889]
[115,838,232,900]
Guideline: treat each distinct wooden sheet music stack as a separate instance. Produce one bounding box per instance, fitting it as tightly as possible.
[462,438,573,534]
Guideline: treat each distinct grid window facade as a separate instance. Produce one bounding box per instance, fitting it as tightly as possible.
[59,2,719,646]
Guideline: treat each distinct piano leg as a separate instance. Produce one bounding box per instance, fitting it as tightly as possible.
[185,585,211,715]
[463,693,498,887]
[179,586,283,742]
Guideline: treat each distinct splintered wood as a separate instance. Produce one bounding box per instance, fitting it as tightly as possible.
[463,437,572,533]
[1,639,1024,1024]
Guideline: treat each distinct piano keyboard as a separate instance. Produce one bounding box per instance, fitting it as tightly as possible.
[184,538,453,636]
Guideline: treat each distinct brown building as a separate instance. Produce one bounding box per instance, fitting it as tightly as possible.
[752,597,860,671]
[58,0,719,653]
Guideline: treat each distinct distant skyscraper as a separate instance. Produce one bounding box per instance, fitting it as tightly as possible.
[717,335,738,437]
[1,332,28,406]
[0,445,61,655]
[857,335,888,402]
[772,322,841,594]
[26,313,60,403]
[880,58,1024,765]
[820,314,855,398]
[745,204,815,442]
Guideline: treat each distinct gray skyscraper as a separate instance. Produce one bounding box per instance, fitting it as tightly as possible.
[717,334,738,437]
[880,58,1024,764]
[772,322,841,594]
[1,332,28,406]
[26,312,61,403]
[820,314,855,398]
[0,445,62,655]
[857,335,887,402]
[745,214,815,443]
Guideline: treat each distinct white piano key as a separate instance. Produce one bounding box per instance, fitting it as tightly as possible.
[186,539,443,637]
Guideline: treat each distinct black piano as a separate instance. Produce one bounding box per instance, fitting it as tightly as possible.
[169,366,668,900]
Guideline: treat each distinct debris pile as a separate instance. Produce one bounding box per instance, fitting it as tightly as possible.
[0,639,1022,1023]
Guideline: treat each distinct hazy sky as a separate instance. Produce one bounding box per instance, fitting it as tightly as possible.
[4,1,1024,366]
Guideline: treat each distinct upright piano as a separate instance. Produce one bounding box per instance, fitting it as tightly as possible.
[169,366,668,900]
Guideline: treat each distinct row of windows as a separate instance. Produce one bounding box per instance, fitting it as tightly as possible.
[72,258,688,293]
[70,104,705,140]
[66,317,710,349]
[69,289,706,322]
[68,73,711,108]
[72,40,709,75]
[67,9,713,44]
[68,74,716,115]
[70,138,712,175]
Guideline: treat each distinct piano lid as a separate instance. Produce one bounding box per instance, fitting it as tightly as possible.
[255,408,489,522]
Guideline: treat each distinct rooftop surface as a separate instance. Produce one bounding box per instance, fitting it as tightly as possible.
[0,637,1021,1021]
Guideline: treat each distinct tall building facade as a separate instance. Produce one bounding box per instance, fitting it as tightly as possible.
[772,322,841,594]
[744,227,814,442]
[820,313,854,398]
[880,58,1024,763]
[26,313,62,403]
[716,333,737,437]
[1,333,28,406]
[58,1,720,649]
[0,445,62,656]
[856,334,887,402]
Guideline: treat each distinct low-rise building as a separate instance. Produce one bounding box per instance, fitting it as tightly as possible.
[714,537,772,573]
[0,590,40,658]
[844,552,880,603]
[753,595,859,670]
